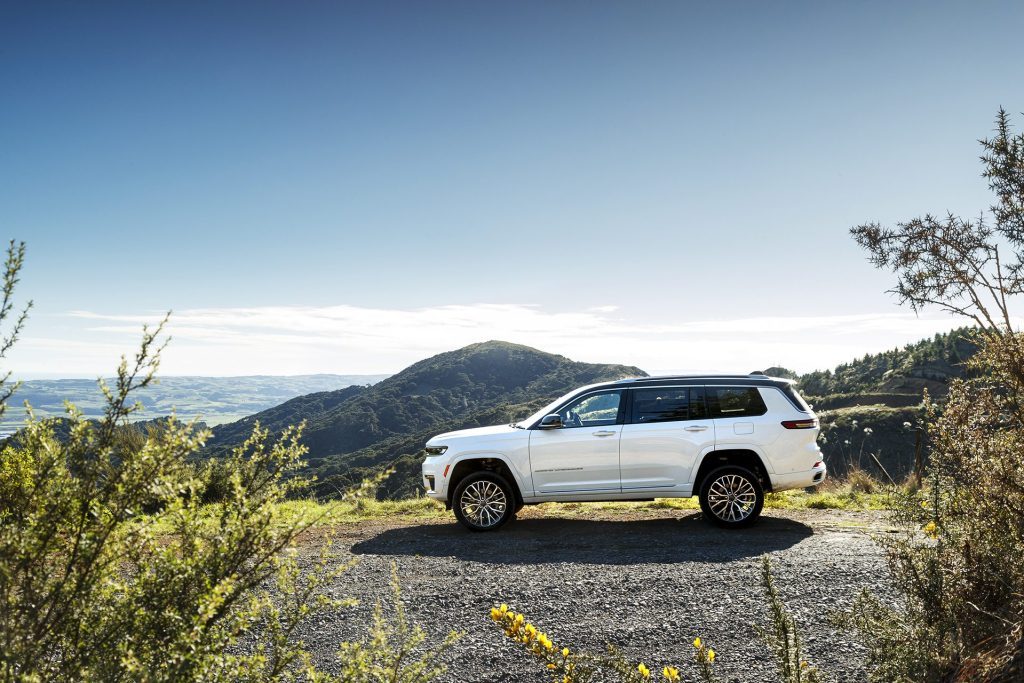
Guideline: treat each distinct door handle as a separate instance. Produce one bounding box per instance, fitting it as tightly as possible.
[684,425,709,432]
[592,430,616,437]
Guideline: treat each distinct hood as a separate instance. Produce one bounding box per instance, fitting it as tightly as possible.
[428,424,521,442]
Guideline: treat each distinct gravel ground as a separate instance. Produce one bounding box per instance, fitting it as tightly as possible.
[293,508,896,682]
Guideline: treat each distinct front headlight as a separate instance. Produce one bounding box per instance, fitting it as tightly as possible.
[425,445,447,456]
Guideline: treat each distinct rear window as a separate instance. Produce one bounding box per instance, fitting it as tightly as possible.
[707,387,767,418]
[630,387,707,423]
[781,385,812,412]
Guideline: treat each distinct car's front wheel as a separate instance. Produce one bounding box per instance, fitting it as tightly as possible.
[699,466,764,528]
[452,471,515,532]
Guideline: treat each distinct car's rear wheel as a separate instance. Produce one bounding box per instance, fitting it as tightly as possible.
[699,466,763,528]
[453,471,515,532]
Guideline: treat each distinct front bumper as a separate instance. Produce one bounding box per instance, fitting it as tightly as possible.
[422,459,447,501]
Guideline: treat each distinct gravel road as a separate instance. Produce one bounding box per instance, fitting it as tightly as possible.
[294,508,896,682]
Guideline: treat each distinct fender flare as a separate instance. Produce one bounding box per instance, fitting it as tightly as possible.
[691,445,775,490]
[446,452,528,501]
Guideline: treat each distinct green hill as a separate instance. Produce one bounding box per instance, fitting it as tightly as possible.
[204,340,646,494]
[792,327,980,480]
[798,327,980,398]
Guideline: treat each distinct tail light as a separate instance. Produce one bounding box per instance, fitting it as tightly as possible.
[781,419,818,429]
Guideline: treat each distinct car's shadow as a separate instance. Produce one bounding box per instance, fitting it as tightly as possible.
[350,513,814,565]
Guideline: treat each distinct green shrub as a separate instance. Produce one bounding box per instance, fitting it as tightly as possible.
[0,242,455,682]
[846,108,1024,682]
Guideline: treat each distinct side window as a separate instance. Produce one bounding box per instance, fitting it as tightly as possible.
[631,387,707,424]
[559,390,622,428]
[708,387,768,418]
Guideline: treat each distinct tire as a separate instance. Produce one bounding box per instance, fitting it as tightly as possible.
[452,471,515,532]
[699,466,764,528]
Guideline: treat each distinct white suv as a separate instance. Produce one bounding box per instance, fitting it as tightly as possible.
[422,374,826,531]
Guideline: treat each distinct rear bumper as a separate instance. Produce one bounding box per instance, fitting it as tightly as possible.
[771,461,827,492]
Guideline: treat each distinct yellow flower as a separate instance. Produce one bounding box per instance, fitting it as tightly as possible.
[638,662,650,678]
[801,661,809,668]
[563,677,571,683]
[923,521,938,537]
[663,665,680,681]
[490,608,501,621]
[499,603,509,615]
[562,647,570,658]
[920,500,928,509]
[693,637,701,649]
[707,650,716,663]
[547,663,557,670]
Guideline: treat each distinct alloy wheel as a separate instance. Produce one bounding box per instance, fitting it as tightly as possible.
[459,479,508,528]
[706,473,758,523]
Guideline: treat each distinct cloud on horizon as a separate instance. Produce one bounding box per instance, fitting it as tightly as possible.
[12,303,971,378]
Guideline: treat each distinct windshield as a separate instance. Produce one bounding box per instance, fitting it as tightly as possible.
[515,382,612,428]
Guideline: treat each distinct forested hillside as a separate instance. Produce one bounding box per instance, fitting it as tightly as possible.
[799,327,980,396]
[795,327,980,479]
[203,341,646,495]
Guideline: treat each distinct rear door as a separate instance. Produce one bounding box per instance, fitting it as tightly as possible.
[618,386,715,493]
[528,389,624,494]
[707,385,771,450]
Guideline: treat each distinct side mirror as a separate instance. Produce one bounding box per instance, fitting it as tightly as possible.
[538,414,563,429]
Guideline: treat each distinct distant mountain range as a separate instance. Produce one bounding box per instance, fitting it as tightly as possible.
[0,374,389,433]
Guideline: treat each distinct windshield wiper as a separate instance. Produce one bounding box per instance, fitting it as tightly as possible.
[509,422,525,429]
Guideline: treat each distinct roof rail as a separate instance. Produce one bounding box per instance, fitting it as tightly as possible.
[615,374,774,383]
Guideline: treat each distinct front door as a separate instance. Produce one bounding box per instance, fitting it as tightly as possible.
[619,386,715,493]
[528,389,624,494]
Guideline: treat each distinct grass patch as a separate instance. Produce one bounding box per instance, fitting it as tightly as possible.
[208,477,896,530]
[139,495,449,533]
[764,483,890,511]
[275,496,449,525]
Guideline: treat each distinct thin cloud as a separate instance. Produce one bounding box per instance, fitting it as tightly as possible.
[34,303,973,377]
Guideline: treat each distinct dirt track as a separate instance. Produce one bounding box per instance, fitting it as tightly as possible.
[295,508,895,682]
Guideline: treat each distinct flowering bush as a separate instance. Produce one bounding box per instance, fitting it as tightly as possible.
[489,604,719,682]
[491,555,833,683]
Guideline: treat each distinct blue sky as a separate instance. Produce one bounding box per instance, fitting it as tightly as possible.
[3,1,1023,377]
